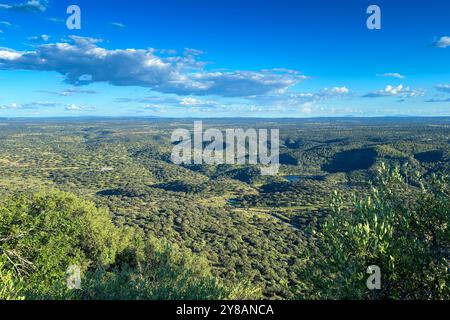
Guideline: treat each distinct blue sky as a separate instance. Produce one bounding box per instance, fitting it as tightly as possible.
[0,0,449,117]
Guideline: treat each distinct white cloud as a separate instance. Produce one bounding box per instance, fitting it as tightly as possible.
[240,85,350,114]
[364,85,424,98]
[119,95,224,112]
[0,102,21,109]
[66,104,96,111]
[0,36,306,98]
[111,22,126,29]
[180,97,203,106]
[300,102,314,113]
[434,36,450,48]
[0,101,57,109]
[179,97,222,109]
[28,34,50,42]
[378,73,405,79]
[0,0,47,13]
[0,49,23,60]
[321,86,349,95]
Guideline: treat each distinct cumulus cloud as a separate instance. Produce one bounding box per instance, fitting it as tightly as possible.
[0,49,25,60]
[363,85,424,98]
[0,0,48,13]
[434,36,450,48]
[0,36,306,98]
[159,70,305,97]
[378,73,405,79]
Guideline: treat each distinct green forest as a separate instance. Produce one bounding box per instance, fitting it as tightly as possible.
[0,117,449,300]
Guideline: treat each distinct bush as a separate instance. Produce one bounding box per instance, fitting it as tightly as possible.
[0,190,126,298]
[83,236,260,300]
[0,189,258,300]
[297,164,449,299]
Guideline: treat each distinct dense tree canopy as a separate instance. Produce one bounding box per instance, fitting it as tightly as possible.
[0,118,449,299]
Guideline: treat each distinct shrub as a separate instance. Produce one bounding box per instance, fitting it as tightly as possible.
[297,164,449,299]
[0,190,259,300]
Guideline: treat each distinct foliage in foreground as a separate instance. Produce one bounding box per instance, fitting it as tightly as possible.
[0,190,259,300]
[2,163,449,300]
[297,164,449,299]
